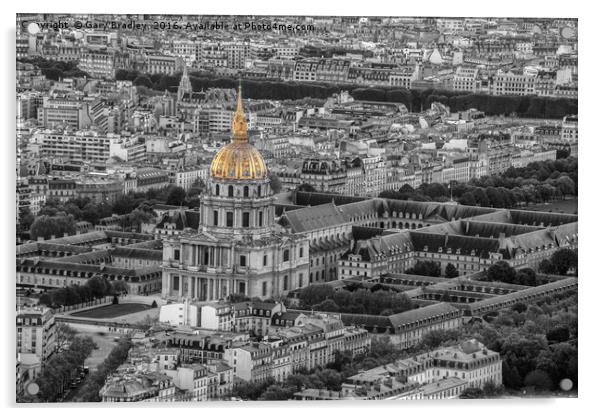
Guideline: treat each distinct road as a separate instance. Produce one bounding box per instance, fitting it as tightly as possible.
[84,330,121,369]
[60,330,118,402]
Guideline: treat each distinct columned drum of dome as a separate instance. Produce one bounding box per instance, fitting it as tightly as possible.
[209,85,268,180]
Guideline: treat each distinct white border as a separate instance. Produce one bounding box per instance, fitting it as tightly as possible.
[1,2,597,416]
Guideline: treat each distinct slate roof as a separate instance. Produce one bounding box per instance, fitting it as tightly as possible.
[466,277,577,311]
[283,202,348,233]
[388,302,460,328]
[16,242,91,257]
[49,231,108,245]
[110,247,163,261]
[509,209,577,227]
[16,258,160,277]
[409,232,502,259]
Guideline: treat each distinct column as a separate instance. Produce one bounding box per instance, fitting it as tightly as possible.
[187,276,192,298]
[177,275,183,298]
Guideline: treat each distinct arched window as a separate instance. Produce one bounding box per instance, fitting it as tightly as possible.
[243,186,249,197]
[228,185,234,197]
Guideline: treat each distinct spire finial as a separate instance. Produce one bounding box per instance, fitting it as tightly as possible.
[231,79,248,142]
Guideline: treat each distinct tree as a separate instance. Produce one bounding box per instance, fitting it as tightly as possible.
[112,194,137,215]
[19,207,35,231]
[35,334,96,401]
[232,378,275,400]
[486,261,517,284]
[268,172,282,193]
[55,323,77,351]
[133,75,153,88]
[30,214,76,240]
[165,186,187,206]
[111,280,129,294]
[524,369,553,391]
[259,385,295,401]
[546,325,570,343]
[538,259,555,274]
[444,263,459,278]
[482,381,504,397]
[405,260,441,277]
[421,329,460,349]
[516,268,537,286]
[512,302,528,313]
[75,338,132,402]
[460,387,484,399]
[458,192,477,206]
[298,284,335,308]
[549,248,578,275]
[313,299,339,312]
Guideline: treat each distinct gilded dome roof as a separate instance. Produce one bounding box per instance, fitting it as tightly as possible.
[209,85,267,180]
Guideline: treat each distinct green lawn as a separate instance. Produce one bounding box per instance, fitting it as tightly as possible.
[70,303,151,319]
[521,199,578,215]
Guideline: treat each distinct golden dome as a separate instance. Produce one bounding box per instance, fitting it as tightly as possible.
[209,85,267,180]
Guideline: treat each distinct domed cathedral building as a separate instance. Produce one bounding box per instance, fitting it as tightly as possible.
[161,86,309,301]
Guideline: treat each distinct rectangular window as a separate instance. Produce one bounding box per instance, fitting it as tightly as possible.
[226,212,233,227]
[262,282,267,297]
[299,247,304,258]
[283,249,289,262]
[174,249,180,261]
[173,275,179,291]
[213,210,219,226]
[263,255,268,266]
[258,211,263,227]
[240,255,247,267]
[242,212,250,228]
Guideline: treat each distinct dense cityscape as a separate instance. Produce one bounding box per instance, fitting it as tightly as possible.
[15,14,578,403]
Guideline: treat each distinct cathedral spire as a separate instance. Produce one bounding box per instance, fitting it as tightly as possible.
[177,65,192,101]
[231,80,248,143]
